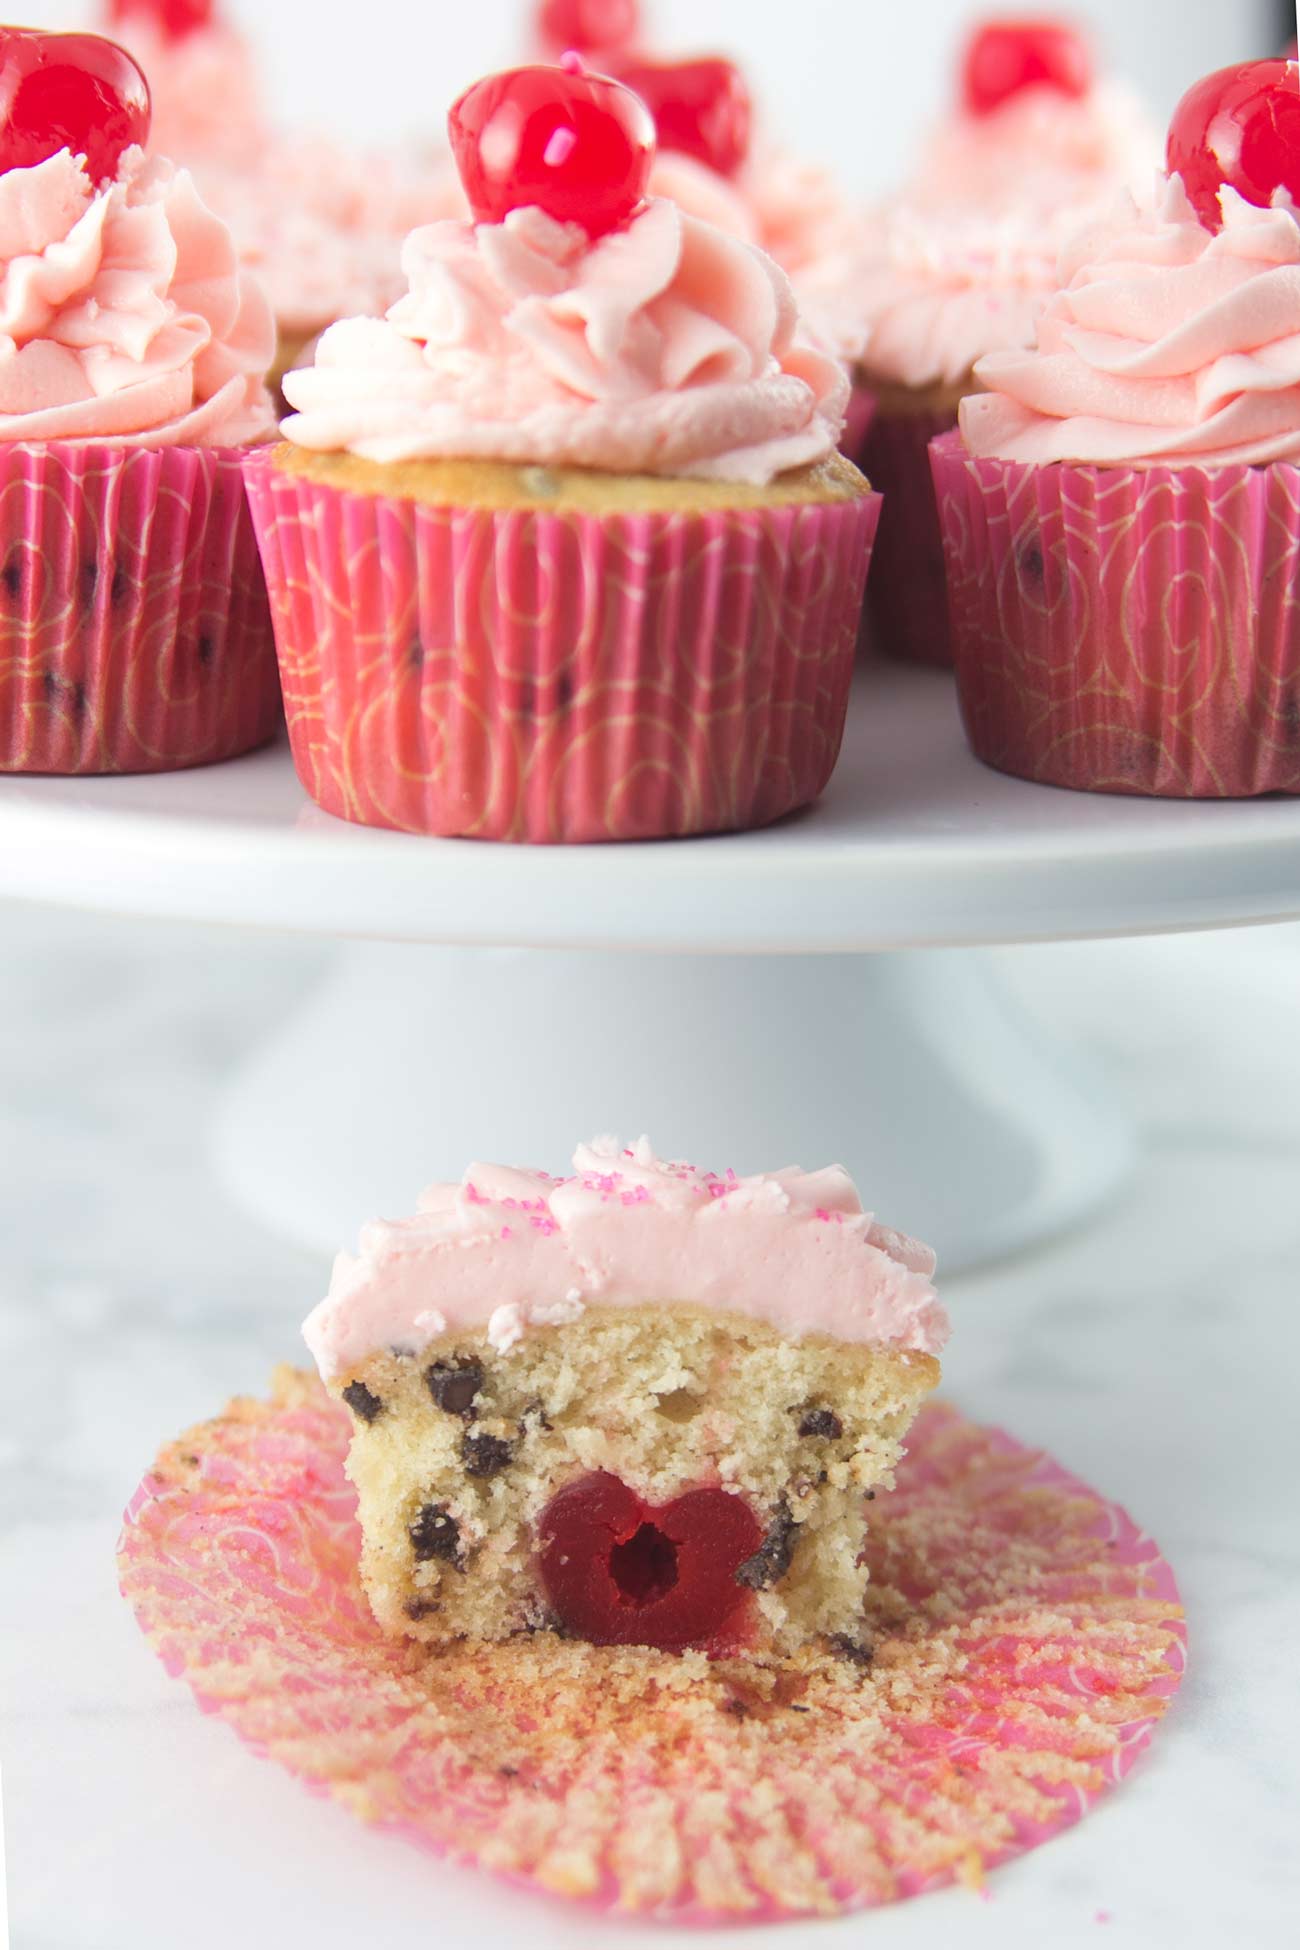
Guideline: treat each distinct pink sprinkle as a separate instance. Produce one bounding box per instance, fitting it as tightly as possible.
[499,1226,513,1240]
[529,1215,559,1235]
[620,1185,651,1206]
[708,1182,728,1199]
[465,1182,486,1205]
[1095,1914,1112,1927]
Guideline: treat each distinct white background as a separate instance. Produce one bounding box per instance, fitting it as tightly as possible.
[35,0,1285,191]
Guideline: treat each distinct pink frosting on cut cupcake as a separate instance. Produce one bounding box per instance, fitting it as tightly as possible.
[282,197,848,483]
[963,178,1300,466]
[303,1137,945,1380]
[0,147,275,446]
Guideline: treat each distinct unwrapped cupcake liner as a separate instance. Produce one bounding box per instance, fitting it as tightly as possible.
[860,402,959,667]
[931,430,1300,797]
[0,442,280,775]
[118,1370,1186,1926]
[244,455,879,843]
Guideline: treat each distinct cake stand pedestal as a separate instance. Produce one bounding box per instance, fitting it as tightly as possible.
[2,662,1298,1269]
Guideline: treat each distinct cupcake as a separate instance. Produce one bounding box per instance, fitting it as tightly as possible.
[0,25,279,776]
[822,16,1159,667]
[931,58,1300,798]
[304,1138,945,1656]
[246,61,876,845]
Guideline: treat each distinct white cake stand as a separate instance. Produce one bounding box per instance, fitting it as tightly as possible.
[3,661,1299,1269]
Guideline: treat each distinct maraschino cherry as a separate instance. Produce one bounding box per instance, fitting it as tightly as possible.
[614,56,752,178]
[960,17,1093,118]
[107,0,215,43]
[1167,58,1300,233]
[535,0,640,61]
[0,28,151,184]
[448,60,655,239]
[538,1473,765,1651]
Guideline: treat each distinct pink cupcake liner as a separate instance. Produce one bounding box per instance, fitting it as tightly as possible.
[0,442,280,775]
[860,403,959,667]
[244,454,879,843]
[931,430,1300,797]
[118,1371,1186,1925]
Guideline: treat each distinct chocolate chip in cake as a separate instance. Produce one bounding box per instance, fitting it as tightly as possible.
[404,1596,442,1620]
[409,1503,462,1563]
[735,1503,798,1590]
[829,1633,874,1669]
[461,1430,514,1479]
[426,1358,485,1417]
[797,1405,843,1441]
[342,1380,384,1424]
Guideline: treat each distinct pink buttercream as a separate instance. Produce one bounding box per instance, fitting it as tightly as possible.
[282,198,848,484]
[104,18,267,171]
[0,147,274,447]
[816,199,1074,388]
[910,81,1160,215]
[963,178,1300,467]
[303,1137,946,1381]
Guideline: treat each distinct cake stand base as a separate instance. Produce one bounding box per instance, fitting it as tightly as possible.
[212,943,1135,1272]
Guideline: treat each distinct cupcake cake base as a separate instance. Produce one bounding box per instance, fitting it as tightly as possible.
[118,1369,1185,1924]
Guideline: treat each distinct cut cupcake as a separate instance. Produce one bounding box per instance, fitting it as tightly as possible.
[304,1139,946,1660]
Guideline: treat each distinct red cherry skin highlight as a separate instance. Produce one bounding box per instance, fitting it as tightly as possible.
[614,56,752,179]
[448,64,655,239]
[1167,59,1300,232]
[961,17,1093,118]
[0,29,151,184]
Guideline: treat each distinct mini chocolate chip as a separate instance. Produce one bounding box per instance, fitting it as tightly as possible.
[1,554,22,600]
[797,1405,843,1440]
[829,1634,874,1669]
[1018,543,1045,587]
[426,1358,484,1417]
[722,1697,748,1719]
[865,1490,876,1501]
[342,1380,384,1424]
[404,1596,442,1620]
[735,1504,798,1590]
[409,1503,461,1563]
[461,1430,514,1479]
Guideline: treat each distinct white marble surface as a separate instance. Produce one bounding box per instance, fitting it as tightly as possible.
[1,909,1298,1949]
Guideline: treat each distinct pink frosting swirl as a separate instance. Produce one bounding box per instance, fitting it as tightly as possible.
[0,147,275,447]
[303,1136,947,1381]
[813,199,1077,387]
[103,18,268,171]
[282,197,848,484]
[963,179,1300,467]
[910,81,1160,215]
